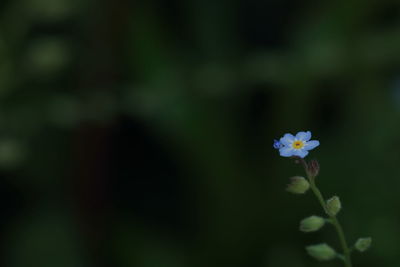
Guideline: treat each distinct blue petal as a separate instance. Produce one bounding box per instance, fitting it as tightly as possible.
[304,140,320,150]
[273,139,282,149]
[293,149,309,158]
[279,146,294,157]
[296,131,311,141]
[280,133,295,146]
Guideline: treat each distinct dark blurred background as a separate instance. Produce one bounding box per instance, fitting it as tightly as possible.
[0,0,399,266]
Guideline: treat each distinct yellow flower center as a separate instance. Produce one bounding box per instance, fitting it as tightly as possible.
[292,140,304,150]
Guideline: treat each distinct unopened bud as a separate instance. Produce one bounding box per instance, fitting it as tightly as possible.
[308,159,320,177]
[286,176,310,194]
[354,237,372,252]
[306,243,336,261]
[300,216,325,232]
[326,196,341,216]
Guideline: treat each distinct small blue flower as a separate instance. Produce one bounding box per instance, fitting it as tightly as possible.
[273,139,283,149]
[276,131,319,158]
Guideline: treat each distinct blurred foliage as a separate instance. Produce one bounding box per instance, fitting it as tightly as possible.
[0,0,400,266]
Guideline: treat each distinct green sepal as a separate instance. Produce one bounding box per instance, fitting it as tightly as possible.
[326,196,341,216]
[354,237,372,252]
[299,215,325,232]
[306,243,337,261]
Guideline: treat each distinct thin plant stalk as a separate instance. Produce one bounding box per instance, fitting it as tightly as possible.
[300,159,353,267]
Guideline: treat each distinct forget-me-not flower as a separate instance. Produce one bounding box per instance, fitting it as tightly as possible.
[274,131,319,158]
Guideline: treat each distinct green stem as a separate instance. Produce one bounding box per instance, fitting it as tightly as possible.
[309,181,352,267]
[299,158,352,267]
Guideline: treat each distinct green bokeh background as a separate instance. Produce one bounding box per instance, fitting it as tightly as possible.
[0,0,398,266]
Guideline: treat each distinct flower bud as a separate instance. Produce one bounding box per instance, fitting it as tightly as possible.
[308,159,320,177]
[326,196,341,216]
[299,215,325,232]
[286,176,310,194]
[306,243,336,261]
[354,237,372,252]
